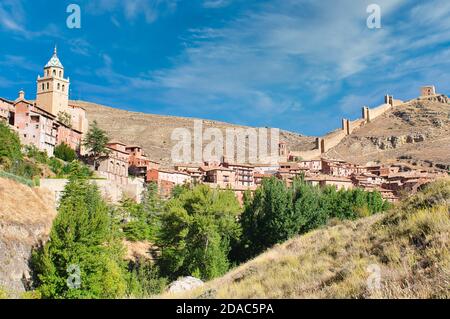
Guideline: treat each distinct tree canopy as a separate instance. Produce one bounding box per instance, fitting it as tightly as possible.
[32,177,128,299]
[157,184,242,280]
[82,120,109,170]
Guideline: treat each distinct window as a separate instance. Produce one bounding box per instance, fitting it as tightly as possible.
[57,83,60,90]
[47,83,49,90]
[62,85,65,92]
[53,70,56,75]
[42,83,45,91]
[59,71,62,77]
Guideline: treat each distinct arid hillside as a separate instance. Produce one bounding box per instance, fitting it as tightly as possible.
[71,100,316,167]
[325,96,450,171]
[164,179,450,299]
[0,177,57,297]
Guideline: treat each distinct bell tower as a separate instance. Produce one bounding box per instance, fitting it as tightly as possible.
[36,46,70,116]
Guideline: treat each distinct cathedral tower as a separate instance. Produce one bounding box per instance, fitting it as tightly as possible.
[36,46,70,116]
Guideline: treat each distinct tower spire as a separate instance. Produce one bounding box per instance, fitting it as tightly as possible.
[54,45,57,55]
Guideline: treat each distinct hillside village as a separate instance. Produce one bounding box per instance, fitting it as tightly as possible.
[0,49,448,205]
[0,48,449,301]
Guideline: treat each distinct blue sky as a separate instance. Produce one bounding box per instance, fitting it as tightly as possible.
[0,0,449,136]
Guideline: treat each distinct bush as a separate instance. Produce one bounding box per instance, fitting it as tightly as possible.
[0,121,22,162]
[24,145,48,164]
[128,259,168,297]
[48,157,64,175]
[54,143,77,162]
[0,287,8,299]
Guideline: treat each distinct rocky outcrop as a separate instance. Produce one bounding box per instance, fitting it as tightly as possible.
[370,133,426,150]
[421,94,449,104]
[0,177,56,297]
[168,276,204,293]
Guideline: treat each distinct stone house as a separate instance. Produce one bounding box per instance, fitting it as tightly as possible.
[222,162,255,187]
[203,166,236,188]
[126,145,159,178]
[0,98,14,124]
[146,168,192,197]
[13,93,59,156]
[305,175,354,190]
[321,159,368,177]
[96,142,130,185]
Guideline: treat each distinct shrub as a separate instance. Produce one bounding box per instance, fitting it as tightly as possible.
[0,121,22,162]
[54,143,77,162]
[24,145,48,164]
[48,157,64,175]
[128,259,168,297]
[0,287,8,299]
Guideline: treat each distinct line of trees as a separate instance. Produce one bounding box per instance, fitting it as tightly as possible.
[235,177,390,261]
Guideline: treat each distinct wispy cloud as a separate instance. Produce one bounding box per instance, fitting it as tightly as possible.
[203,0,232,9]
[0,0,63,40]
[68,38,93,57]
[146,1,405,116]
[0,55,41,72]
[0,0,26,33]
[85,0,179,23]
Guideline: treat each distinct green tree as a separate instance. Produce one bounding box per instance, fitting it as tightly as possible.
[157,185,241,280]
[0,121,22,164]
[119,198,153,242]
[240,178,299,259]
[82,120,109,170]
[54,143,77,162]
[32,176,128,299]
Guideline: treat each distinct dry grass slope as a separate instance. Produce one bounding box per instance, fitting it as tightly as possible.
[164,179,450,299]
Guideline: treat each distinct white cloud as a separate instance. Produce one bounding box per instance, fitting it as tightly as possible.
[0,0,63,39]
[0,0,26,33]
[86,0,179,23]
[145,0,407,116]
[203,0,232,9]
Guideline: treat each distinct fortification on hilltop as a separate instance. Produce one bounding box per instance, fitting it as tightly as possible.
[289,86,442,161]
